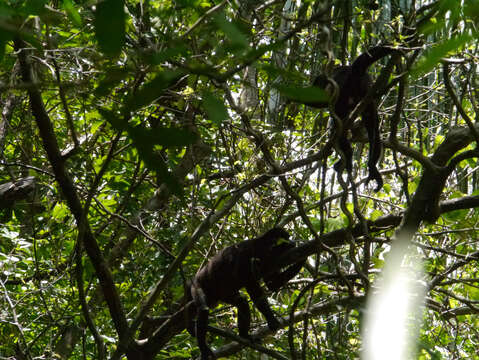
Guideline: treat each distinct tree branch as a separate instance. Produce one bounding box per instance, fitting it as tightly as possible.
[14,37,129,342]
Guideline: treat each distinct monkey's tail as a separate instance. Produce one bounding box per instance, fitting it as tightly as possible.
[351,46,397,76]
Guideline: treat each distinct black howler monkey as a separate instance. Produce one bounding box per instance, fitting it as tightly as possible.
[310,46,397,191]
[188,228,305,360]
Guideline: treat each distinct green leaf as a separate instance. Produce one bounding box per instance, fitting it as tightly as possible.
[24,0,47,15]
[244,42,284,63]
[100,110,196,148]
[100,109,193,195]
[62,0,82,27]
[443,208,468,222]
[130,125,197,148]
[213,12,249,51]
[276,84,330,104]
[370,209,383,221]
[372,257,385,269]
[94,67,130,97]
[0,29,12,61]
[94,0,125,56]
[417,18,446,37]
[124,70,184,112]
[52,203,68,221]
[202,93,228,125]
[0,6,18,61]
[465,0,479,22]
[149,44,189,65]
[411,34,472,78]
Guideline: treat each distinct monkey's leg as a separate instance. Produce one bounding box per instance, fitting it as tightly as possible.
[363,103,383,191]
[333,135,353,175]
[246,282,280,331]
[226,294,253,340]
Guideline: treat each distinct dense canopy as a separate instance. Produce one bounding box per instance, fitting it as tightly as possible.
[1,0,479,359]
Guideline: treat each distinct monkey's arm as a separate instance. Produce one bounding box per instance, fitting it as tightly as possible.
[264,260,305,292]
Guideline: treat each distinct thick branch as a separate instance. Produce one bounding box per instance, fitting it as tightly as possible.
[402,124,479,227]
[136,193,479,358]
[14,38,129,341]
[0,176,35,208]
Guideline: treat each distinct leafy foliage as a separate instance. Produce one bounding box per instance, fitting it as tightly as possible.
[0,0,479,359]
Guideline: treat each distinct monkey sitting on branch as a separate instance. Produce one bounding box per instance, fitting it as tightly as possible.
[187,227,305,359]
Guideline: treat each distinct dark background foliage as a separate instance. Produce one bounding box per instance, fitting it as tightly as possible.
[1,0,479,359]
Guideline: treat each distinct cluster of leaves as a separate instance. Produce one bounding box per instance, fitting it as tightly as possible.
[0,0,479,359]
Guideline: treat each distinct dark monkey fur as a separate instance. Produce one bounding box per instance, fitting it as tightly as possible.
[310,46,398,191]
[187,228,305,359]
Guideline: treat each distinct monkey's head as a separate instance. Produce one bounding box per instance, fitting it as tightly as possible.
[255,228,294,258]
[313,74,337,100]
[313,74,329,89]
[266,227,290,241]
